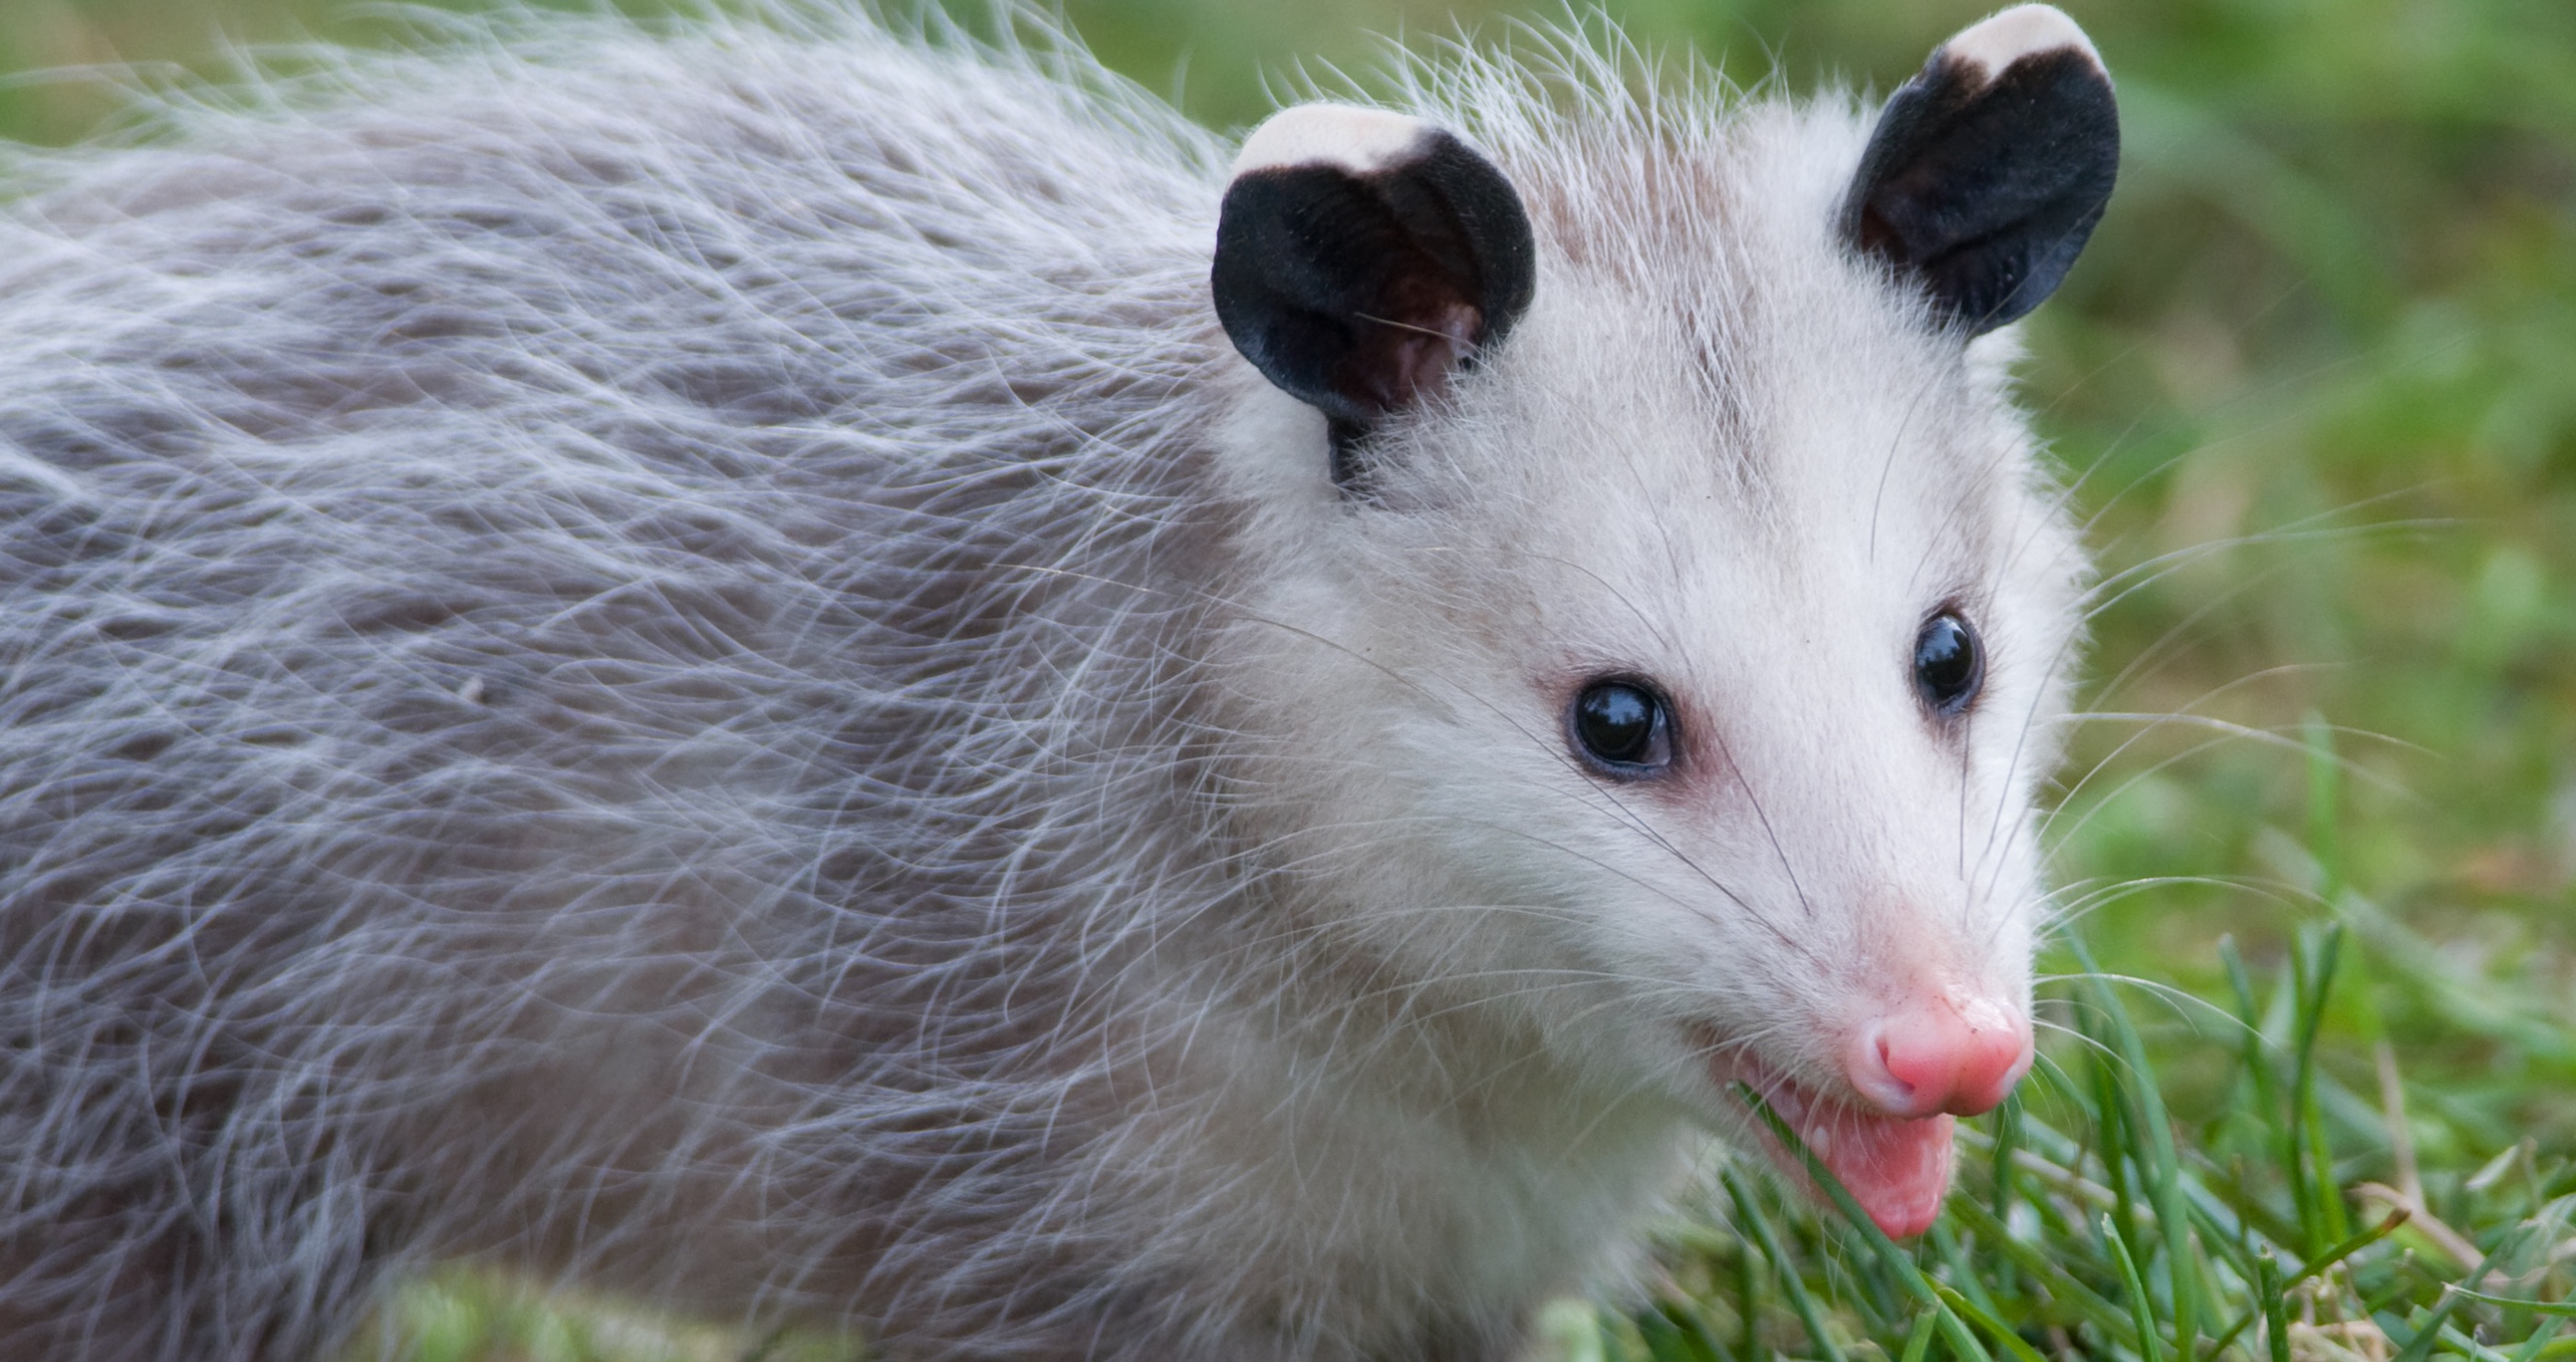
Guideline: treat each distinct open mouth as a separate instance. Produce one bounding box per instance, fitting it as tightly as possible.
[1725,1059,1957,1239]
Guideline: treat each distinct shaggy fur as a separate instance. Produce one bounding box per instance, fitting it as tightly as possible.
[0,6,2087,1359]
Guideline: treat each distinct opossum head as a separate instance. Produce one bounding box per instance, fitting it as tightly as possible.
[1207,6,2114,1236]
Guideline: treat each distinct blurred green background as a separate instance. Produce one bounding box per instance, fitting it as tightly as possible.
[6,1,2574,1358]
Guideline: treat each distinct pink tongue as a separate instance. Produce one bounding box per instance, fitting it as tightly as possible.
[1805,1112,1957,1238]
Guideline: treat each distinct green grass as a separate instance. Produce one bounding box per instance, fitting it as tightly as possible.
[338,1269,862,1362]
[1559,728,2576,1362]
[3,1,2571,1359]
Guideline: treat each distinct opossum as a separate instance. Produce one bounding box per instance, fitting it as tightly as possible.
[0,2,2118,1358]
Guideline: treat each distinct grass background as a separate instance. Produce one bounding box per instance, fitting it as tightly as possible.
[5,0,2573,1358]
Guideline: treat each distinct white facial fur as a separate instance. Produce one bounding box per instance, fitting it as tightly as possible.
[1209,92,2086,1153]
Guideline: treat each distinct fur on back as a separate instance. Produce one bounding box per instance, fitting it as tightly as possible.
[0,6,2085,1360]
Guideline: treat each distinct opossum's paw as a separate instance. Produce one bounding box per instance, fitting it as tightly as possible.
[1841,3,2120,333]
[1211,105,1535,442]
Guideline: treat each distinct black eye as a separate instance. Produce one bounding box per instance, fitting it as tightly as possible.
[1913,612,1984,716]
[1570,680,1674,773]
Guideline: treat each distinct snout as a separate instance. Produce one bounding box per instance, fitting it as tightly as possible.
[1845,991,2032,1119]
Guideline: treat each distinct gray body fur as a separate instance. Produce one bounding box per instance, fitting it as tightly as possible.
[0,6,2087,1359]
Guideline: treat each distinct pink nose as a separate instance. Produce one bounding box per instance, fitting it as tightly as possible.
[1846,993,2033,1118]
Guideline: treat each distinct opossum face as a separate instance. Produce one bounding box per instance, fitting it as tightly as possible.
[1212,6,2114,1236]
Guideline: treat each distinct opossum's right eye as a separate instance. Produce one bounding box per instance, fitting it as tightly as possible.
[1913,613,1984,717]
[1571,681,1673,775]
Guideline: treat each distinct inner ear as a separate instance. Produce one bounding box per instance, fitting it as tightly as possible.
[1841,4,2119,335]
[1212,106,1535,475]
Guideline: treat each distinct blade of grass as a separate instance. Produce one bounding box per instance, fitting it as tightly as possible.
[2220,936,2288,1231]
[2259,1250,2290,1362]
[1943,1197,2146,1346]
[2104,1213,2167,1362]
[2441,1319,2541,1362]
[1990,1092,2027,1299]
[1637,1299,1727,1362]
[2196,1150,2304,1254]
[2094,1040,2144,1229]
[2220,938,2277,1105]
[2203,1209,2412,1358]
[1820,1224,1907,1335]
[2387,1221,2547,1362]
[1721,1166,1850,1362]
[1731,1224,1761,1362]
[1928,1221,2004,1322]
[2441,1289,2576,1320]
[1934,1286,2053,1362]
[1741,1086,1998,1359]
[1735,1085,1994,1362]
[2305,713,2346,907]
[2508,1317,2569,1362]
[2076,938,2205,1361]
[2289,1207,2409,1290]
[2291,923,2352,1253]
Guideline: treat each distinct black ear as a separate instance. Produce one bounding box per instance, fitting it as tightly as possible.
[1213,105,1536,439]
[1842,5,2119,335]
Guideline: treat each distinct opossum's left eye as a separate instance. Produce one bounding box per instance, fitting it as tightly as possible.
[1571,680,1674,775]
[1913,613,1984,717]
